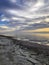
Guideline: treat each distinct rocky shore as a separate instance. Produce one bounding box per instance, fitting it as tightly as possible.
[0,35,49,65]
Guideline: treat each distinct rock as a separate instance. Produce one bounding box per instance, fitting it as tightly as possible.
[0,35,49,65]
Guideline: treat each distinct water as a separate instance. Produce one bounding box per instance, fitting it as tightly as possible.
[0,35,49,65]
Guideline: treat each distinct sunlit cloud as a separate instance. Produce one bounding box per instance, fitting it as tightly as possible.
[35,0,44,7]
[0,26,8,29]
[23,28,49,33]
[0,25,16,32]
[45,18,49,22]
[10,0,16,3]
[1,17,9,22]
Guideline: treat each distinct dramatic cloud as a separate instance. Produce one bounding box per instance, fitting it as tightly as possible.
[0,0,49,35]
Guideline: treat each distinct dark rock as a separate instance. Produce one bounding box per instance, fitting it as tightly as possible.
[0,35,49,65]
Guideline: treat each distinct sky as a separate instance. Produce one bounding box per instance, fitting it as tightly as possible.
[0,0,49,36]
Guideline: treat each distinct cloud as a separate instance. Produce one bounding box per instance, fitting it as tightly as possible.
[1,16,10,22]
[0,0,49,35]
[32,28,49,32]
[0,26,8,29]
[0,25,16,33]
[9,0,16,3]
[15,26,21,30]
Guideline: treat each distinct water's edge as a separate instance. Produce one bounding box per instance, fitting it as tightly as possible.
[0,35,49,65]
